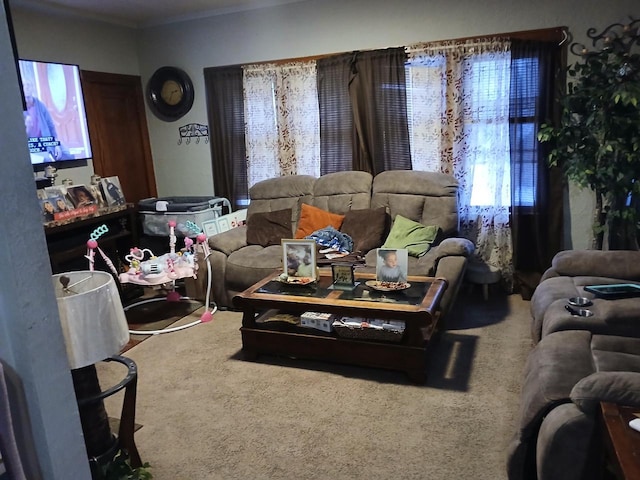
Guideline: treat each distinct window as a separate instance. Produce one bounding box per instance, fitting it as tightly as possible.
[406,50,512,207]
[509,56,540,207]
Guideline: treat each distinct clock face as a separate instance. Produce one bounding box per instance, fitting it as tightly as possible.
[160,80,183,106]
[146,67,194,122]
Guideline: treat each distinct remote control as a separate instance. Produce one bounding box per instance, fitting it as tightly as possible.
[628,418,640,433]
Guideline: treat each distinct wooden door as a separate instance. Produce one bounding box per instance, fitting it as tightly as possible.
[81,70,157,204]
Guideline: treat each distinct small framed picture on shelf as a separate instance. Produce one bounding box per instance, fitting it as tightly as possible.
[330,262,357,290]
[43,186,74,209]
[282,239,317,281]
[66,185,96,208]
[100,176,126,206]
[44,185,68,198]
[50,195,72,213]
[88,183,107,208]
[40,197,57,222]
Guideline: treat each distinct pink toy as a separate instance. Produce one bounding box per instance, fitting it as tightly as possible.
[88,220,219,335]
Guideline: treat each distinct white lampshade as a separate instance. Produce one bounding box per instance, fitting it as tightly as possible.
[52,271,130,369]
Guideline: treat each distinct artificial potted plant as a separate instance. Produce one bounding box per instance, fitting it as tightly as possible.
[101,450,153,480]
[538,18,640,249]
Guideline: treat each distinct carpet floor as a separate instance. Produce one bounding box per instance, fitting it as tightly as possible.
[123,295,203,350]
[98,288,533,480]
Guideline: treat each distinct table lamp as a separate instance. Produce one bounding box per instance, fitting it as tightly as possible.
[52,270,135,475]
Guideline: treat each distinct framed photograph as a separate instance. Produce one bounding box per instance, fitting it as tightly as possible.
[88,183,107,208]
[217,217,231,233]
[100,176,126,206]
[44,185,68,199]
[375,248,408,283]
[40,197,58,222]
[202,219,219,238]
[282,239,317,280]
[330,262,357,290]
[44,185,74,212]
[50,195,72,214]
[66,185,96,208]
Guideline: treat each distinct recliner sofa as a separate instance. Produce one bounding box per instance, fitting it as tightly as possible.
[197,170,475,317]
[508,250,640,480]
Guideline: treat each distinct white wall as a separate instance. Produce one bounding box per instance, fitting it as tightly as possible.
[12,0,638,249]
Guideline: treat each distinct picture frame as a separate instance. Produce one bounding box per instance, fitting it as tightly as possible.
[100,176,126,206]
[375,248,409,283]
[44,185,68,198]
[330,262,357,290]
[282,239,317,280]
[217,217,230,233]
[50,194,72,214]
[40,197,57,222]
[66,184,97,208]
[201,209,248,238]
[201,219,219,238]
[88,183,107,208]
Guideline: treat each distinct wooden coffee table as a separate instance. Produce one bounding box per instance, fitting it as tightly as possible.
[233,271,447,383]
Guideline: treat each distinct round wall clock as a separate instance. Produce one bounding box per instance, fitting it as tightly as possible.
[146,66,194,122]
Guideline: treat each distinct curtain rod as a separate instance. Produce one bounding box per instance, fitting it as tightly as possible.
[205,27,566,70]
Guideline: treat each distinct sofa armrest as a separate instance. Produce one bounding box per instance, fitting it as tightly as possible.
[208,225,248,256]
[434,237,475,258]
[571,371,640,414]
[549,250,640,280]
[433,255,468,319]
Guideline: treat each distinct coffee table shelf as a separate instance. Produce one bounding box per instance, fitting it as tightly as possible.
[233,271,447,383]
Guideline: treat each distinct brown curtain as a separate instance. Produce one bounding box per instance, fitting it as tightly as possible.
[509,39,564,299]
[203,66,247,209]
[317,53,355,175]
[348,48,412,174]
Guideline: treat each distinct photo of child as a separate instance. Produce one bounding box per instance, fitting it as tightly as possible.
[287,244,314,277]
[88,183,107,208]
[67,185,96,208]
[52,195,70,212]
[283,240,317,280]
[376,248,408,283]
[40,198,57,221]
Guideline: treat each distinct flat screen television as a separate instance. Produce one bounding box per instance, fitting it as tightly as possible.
[18,59,93,170]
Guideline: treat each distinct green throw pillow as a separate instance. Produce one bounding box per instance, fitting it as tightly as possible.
[382,214,438,257]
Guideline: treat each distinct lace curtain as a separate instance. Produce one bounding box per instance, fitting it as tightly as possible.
[406,39,514,290]
[243,61,320,187]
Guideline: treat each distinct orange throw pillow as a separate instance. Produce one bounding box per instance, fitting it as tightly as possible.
[294,203,345,239]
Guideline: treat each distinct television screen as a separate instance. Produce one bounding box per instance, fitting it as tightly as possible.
[18,59,93,167]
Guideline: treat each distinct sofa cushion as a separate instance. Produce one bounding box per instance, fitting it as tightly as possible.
[294,203,345,239]
[225,245,284,291]
[246,208,292,247]
[340,207,387,253]
[382,214,438,257]
[371,170,459,237]
[311,171,373,213]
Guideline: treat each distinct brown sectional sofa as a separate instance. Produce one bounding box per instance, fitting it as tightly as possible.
[508,250,640,480]
[198,170,475,318]
[530,249,640,343]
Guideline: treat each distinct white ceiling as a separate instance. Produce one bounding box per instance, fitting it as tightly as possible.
[8,0,310,28]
